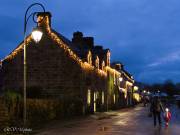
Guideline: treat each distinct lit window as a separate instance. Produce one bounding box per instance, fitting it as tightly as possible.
[102,91,104,105]
[113,94,116,104]
[87,89,91,105]
[94,92,96,112]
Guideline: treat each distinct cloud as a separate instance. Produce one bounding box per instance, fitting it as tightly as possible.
[136,69,180,83]
[147,50,180,67]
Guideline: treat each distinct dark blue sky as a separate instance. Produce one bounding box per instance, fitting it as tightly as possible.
[1,0,180,84]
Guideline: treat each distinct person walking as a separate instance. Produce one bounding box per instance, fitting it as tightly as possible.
[163,108,171,127]
[150,96,164,127]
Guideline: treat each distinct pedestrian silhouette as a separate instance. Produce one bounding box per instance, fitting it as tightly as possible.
[150,96,164,127]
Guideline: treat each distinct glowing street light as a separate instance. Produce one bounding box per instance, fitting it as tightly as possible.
[31,27,43,43]
[23,3,45,126]
[134,86,139,91]
[119,77,123,82]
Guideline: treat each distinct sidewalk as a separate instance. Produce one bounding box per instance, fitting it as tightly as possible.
[34,106,137,135]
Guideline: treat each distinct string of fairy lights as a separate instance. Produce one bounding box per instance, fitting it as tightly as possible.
[1,15,134,86]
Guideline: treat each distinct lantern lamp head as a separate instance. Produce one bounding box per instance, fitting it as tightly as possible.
[31,27,43,43]
[119,77,123,82]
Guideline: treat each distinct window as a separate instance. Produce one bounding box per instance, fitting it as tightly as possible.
[94,92,96,112]
[102,91,104,105]
[87,89,91,105]
[113,94,116,104]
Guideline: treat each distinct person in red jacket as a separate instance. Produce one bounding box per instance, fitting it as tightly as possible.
[164,108,171,127]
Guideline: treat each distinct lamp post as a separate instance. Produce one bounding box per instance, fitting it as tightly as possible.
[23,3,45,125]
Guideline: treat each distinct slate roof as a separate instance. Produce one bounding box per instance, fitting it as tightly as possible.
[52,30,90,61]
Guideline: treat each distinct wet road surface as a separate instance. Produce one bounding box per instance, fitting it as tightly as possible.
[36,104,180,135]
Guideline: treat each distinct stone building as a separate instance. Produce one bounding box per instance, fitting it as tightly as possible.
[0,12,134,115]
[0,61,2,95]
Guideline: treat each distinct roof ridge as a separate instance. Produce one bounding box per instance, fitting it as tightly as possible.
[2,35,32,62]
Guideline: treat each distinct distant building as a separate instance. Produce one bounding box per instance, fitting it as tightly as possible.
[0,12,134,114]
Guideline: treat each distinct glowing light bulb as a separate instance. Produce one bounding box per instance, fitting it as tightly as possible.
[31,27,43,43]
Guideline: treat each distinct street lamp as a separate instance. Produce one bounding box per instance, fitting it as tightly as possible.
[31,27,43,43]
[23,3,45,125]
[134,86,139,91]
[119,77,123,82]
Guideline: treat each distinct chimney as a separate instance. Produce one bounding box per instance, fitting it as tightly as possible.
[83,37,94,49]
[72,32,94,49]
[72,31,83,49]
[94,46,103,51]
[112,63,124,71]
[37,12,52,30]
[73,31,83,39]
[72,31,83,44]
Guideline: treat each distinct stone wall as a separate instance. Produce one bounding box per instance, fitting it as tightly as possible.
[1,30,109,114]
[0,97,9,129]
